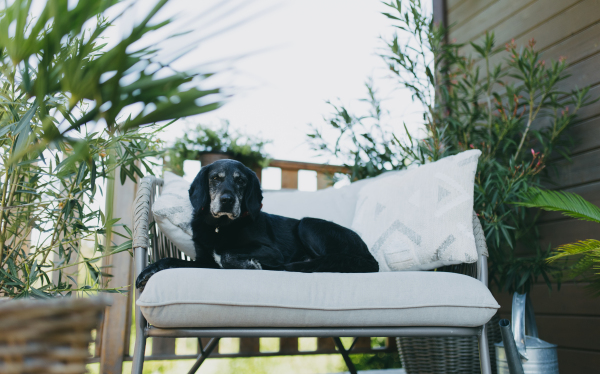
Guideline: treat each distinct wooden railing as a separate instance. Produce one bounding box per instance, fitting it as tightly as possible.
[94,159,396,373]
[267,159,350,189]
[118,337,397,363]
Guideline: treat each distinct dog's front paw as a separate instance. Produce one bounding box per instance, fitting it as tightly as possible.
[247,259,262,270]
[136,262,163,290]
[220,253,263,270]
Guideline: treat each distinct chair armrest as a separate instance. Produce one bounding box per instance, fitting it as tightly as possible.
[133,176,166,333]
[477,254,488,287]
[473,211,489,258]
[133,176,163,279]
[473,212,489,287]
[133,176,162,250]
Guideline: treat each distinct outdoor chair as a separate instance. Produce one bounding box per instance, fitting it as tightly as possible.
[131,168,499,374]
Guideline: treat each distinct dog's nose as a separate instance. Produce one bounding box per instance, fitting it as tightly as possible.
[220,193,234,208]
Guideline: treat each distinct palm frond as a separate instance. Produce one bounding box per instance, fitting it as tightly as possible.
[586,279,600,298]
[568,256,596,279]
[547,239,600,261]
[547,240,600,293]
[516,187,600,223]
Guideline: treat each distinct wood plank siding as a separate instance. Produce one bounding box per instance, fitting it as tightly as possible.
[438,0,600,372]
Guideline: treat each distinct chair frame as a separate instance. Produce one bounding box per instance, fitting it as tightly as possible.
[130,176,493,374]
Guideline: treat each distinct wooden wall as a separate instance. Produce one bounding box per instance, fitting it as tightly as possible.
[437,0,600,372]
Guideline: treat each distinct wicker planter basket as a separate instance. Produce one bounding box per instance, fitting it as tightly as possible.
[397,313,502,374]
[0,296,108,374]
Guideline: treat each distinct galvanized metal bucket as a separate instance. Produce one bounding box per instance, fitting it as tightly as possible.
[495,293,559,374]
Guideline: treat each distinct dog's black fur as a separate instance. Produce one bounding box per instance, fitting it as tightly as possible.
[136,160,378,289]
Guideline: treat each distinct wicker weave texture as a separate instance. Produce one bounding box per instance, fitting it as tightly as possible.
[397,314,501,374]
[133,176,190,265]
[473,211,488,257]
[133,176,162,250]
[0,296,108,374]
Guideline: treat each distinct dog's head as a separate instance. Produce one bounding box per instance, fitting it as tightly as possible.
[189,159,263,223]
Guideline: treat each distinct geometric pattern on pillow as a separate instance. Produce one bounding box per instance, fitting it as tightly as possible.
[351,150,481,272]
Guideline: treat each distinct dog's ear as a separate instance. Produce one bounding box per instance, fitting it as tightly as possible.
[242,167,263,220]
[189,165,210,213]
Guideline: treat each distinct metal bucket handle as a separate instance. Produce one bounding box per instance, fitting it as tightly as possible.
[512,292,539,360]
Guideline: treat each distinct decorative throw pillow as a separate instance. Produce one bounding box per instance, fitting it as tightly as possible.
[350,150,481,272]
[152,172,196,259]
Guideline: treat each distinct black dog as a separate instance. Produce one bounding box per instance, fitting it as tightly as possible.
[136,160,378,289]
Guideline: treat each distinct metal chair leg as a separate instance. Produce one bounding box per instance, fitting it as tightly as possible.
[332,337,357,374]
[131,329,147,374]
[132,246,149,374]
[478,324,492,374]
[187,337,220,374]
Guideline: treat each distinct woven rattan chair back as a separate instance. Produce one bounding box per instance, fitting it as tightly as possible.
[134,176,190,266]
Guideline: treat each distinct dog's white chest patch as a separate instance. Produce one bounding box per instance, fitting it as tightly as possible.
[212,251,223,268]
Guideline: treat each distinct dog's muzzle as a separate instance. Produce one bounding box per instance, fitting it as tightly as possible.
[210,192,240,219]
[219,193,235,210]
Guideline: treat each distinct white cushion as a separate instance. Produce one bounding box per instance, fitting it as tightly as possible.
[152,172,196,259]
[138,268,499,328]
[351,150,481,272]
[261,173,402,228]
[262,188,360,228]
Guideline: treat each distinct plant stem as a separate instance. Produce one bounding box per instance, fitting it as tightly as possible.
[0,163,20,264]
[104,145,117,260]
[40,172,77,265]
[515,95,545,160]
[0,161,10,263]
[485,54,493,136]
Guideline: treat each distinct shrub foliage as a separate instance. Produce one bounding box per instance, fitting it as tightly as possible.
[309,0,595,294]
[164,122,271,175]
[0,0,224,298]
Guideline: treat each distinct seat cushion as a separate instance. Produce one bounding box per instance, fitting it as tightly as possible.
[138,268,499,328]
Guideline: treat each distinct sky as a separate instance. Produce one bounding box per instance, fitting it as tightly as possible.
[100,0,430,188]
[179,0,398,162]
[117,0,424,153]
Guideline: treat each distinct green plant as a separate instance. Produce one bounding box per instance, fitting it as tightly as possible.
[308,78,412,182]
[0,0,226,298]
[308,0,594,294]
[518,188,600,296]
[165,122,271,174]
[350,349,402,371]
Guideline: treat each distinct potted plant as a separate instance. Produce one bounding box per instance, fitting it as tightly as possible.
[307,0,594,371]
[310,0,592,295]
[164,122,271,176]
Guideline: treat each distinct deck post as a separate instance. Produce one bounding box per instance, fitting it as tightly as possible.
[99,168,137,374]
